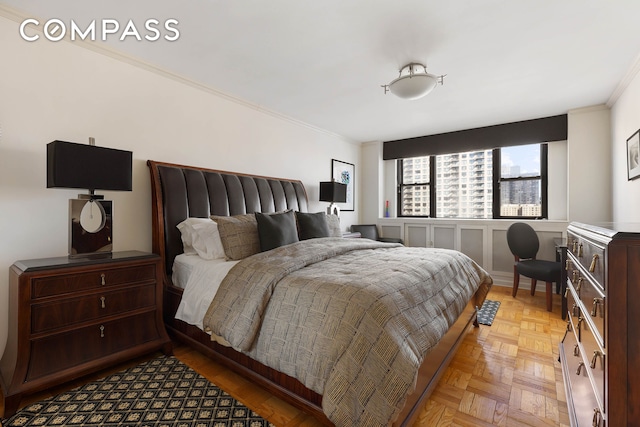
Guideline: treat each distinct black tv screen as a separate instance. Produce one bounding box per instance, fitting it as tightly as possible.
[47,140,132,191]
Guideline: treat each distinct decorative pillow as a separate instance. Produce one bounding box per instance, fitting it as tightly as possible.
[325,214,342,237]
[256,210,299,252]
[295,211,330,240]
[211,214,260,260]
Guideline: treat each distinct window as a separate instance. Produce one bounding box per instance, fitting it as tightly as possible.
[398,156,433,216]
[494,144,547,219]
[398,143,547,219]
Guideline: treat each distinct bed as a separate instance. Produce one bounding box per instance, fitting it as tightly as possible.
[147,160,492,426]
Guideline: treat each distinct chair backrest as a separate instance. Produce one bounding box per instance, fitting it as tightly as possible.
[350,224,380,240]
[506,222,540,260]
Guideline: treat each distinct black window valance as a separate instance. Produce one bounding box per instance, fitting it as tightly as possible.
[383,114,567,160]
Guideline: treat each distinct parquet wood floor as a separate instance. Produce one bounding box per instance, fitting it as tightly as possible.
[0,285,570,426]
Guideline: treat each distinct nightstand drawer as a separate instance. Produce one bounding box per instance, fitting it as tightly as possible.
[32,264,156,298]
[27,311,160,381]
[31,284,156,334]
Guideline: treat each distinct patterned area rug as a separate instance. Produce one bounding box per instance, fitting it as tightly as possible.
[477,299,501,325]
[1,356,274,427]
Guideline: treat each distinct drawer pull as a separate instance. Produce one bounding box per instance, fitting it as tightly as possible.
[578,243,583,257]
[590,350,603,369]
[572,241,578,253]
[99,325,105,338]
[576,361,586,375]
[566,319,572,332]
[577,317,584,331]
[572,270,579,282]
[564,286,569,298]
[100,296,106,309]
[100,273,106,286]
[589,254,599,273]
[566,259,572,270]
[591,298,603,317]
[572,304,580,317]
[573,344,580,357]
[575,277,583,292]
[592,408,601,427]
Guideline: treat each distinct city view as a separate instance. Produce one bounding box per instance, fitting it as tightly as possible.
[401,144,542,218]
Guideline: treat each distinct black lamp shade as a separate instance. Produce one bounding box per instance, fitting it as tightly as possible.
[47,140,132,192]
[319,181,347,203]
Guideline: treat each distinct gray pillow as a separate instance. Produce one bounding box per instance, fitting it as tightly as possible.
[211,213,260,260]
[255,210,299,252]
[295,211,330,240]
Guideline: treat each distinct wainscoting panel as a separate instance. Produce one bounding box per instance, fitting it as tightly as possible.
[459,227,485,267]
[378,218,568,287]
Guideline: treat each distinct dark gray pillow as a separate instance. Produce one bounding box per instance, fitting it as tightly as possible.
[255,210,299,252]
[295,211,330,240]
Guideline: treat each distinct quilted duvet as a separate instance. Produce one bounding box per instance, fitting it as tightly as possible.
[203,237,492,426]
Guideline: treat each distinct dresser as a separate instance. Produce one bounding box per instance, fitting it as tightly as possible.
[559,222,640,427]
[0,251,172,417]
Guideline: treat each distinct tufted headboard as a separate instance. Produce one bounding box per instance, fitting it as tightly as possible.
[147,160,309,278]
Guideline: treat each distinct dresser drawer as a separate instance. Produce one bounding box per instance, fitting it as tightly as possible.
[560,329,603,427]
[32,264,156,298]
[566,287,582,340]
[581,319,605,407]
[31,284,156,334]
[567,231,605,290]
[26,311,160,381]
[577,274,605,345]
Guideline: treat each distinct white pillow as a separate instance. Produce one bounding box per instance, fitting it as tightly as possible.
[191,220,226,260]
[176,218,225,259]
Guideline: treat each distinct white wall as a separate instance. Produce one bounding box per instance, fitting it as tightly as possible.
[0,15,359,357]
[611,62,640,223]
[567,105,612,223]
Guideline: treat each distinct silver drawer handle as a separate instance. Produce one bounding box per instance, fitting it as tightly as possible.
[590,350,603,369]
[99,325,105,338]
[575,277,583,292]
[100,273,106,286]
[589,254,599,273]
[576,361,586,375]
[591,298,603,317]
[100,296,106,309]
[592,408,601,427]
[573,344,580,357]
[578,243,583,257]
[572,304,580,317]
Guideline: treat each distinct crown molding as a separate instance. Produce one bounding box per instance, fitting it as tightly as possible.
[608,52,640,107]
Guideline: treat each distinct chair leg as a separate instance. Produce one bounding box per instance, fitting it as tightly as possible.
[546,282,553,311]
[512,266,520,297]
[530,279,537,295]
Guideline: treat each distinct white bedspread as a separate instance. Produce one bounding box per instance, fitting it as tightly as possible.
[174,255,238,330]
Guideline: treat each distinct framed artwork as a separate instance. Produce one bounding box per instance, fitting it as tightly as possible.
[627,129,640,180]
[331,159,354,211]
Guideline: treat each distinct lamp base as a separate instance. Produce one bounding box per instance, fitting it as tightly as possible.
[69,197,113,258]
[326,203,341,217]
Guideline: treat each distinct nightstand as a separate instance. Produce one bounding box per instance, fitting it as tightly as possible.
[0,251,172,417]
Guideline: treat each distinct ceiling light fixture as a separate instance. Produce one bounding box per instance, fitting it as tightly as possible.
[382,62,445,100]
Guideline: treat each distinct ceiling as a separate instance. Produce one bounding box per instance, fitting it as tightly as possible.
[3,0,640,143]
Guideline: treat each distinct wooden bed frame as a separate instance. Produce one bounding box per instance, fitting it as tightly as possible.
[148,160,488,426]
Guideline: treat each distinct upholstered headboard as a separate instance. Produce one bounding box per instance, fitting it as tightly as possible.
[148,160,309,277]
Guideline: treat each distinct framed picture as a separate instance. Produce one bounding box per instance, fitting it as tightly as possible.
[627,129,640,180]
[331,159,354,211]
